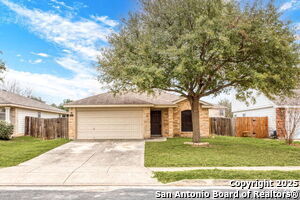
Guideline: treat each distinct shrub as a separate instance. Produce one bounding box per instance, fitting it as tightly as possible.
[0,121,14,140]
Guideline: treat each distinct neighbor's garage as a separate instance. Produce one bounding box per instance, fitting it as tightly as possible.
[76,108,144,139]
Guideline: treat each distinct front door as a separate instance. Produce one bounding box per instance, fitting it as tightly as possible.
[151,110,162,136]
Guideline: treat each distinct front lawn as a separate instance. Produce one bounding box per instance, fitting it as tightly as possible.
[145,136,300,167]
[154,169,300,183]
[0,136,69,167]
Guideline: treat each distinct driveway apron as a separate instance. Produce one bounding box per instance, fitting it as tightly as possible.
[0,141,159,185]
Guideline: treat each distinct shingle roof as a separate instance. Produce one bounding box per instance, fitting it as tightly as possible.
[66,91,213,107]
[273,89,300,106]
[67,92,152,105]
[0,90,66,113]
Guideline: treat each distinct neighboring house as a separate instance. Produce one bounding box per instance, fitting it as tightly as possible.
[65,91,217,140]
[232,90,300,139]
[0,90,67,136]
[209,105,227,117]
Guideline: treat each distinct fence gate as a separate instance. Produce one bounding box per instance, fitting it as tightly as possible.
[235,117,268,138]
[25,116,68,139]
[210,117,234,136]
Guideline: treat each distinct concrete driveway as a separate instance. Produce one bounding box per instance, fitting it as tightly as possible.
[0,141,159,185]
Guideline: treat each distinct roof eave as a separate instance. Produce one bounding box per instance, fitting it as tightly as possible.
[64,104,154,108]
[0,104,67,114]
[172,97,213,106]
[275,105,300,108]
[202,105,215,108]
[152,104,177,108]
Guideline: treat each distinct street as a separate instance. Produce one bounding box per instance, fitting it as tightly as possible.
[0,186,299,200]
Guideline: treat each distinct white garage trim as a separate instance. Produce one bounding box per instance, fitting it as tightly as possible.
[76,108,144,139]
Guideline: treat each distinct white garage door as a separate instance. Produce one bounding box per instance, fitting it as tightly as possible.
[77,108,143,139]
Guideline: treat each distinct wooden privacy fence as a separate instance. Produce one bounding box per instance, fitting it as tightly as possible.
[210,117,234,136]
[210,117,269,138]
[235,117,268,138]
[25,117,68,139]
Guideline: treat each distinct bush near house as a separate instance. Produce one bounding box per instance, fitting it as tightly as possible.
[0,121,13,140]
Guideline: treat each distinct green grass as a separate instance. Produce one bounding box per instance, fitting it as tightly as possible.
[154,169,300,183]
[145,136,300,167]
[0,136,69,167]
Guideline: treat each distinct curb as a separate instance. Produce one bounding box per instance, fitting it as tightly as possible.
[167,179,230,186]
[149,166,300,172]
[0,180,230,187]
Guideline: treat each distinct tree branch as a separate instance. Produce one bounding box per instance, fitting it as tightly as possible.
[202,81,236,97]
[159,87,188,97]
[201,74,249,97]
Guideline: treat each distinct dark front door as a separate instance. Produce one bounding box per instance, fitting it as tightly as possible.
[151,110,162,136]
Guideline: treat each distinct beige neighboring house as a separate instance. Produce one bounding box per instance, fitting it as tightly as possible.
[65,91,218,140]
[209,105,227,117]
[0,90,67,136]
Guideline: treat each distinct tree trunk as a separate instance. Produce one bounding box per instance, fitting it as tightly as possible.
[189,96,201,143]
[286,131,294,145]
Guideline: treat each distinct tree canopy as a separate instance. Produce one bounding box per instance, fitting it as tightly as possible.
[98,0,300,142]
[52,99,73,111]
[0,52,5,82]
[0,79,32,97]
[218,99,233,118]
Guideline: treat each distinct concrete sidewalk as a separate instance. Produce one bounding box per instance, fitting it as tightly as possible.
[149,166,300,172]
[0,141,159,186]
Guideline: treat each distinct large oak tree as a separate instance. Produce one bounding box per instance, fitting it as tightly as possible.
[98,0,300,143]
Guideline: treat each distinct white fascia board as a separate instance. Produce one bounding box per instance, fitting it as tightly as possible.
[0,104,66,114]
[232,105,275,113]
[172,97,213,106]
[152,105,178,108]
[64,104,154,108]
[275,105,300,108]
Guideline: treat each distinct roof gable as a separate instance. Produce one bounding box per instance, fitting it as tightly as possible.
[0,90,66,113]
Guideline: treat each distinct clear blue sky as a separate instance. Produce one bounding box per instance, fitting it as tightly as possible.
[0,0,299,104]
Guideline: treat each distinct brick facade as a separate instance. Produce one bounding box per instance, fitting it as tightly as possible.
[276,108,286,139]
[161,108,169,137]
[68,107,76,139]
[161,108,175,138]
[172,100,210,138]
[143,108,151,139]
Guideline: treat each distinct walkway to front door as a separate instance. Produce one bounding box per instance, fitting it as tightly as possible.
[150,110,162,136]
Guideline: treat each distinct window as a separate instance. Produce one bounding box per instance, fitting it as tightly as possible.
[181,110,193,132]
[38,112,41,118]
[0,108,5,121]
[219,109,224,116]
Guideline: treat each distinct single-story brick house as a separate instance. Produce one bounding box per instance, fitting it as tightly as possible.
[0,90,67,136]
[232,89,300,139]
[65,91,216,140]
